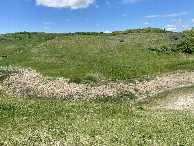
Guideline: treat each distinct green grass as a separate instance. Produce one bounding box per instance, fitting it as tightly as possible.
[1,33,194,81]
[0,32,194,145]
[0,91,193,145]
[94,92,137,103]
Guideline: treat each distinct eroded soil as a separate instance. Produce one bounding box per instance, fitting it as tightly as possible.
[1,67,194,110]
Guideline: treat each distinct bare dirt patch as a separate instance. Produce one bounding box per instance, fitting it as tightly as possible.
[166,95,194,110]
[146,92,194,112]
[1,67,194,104]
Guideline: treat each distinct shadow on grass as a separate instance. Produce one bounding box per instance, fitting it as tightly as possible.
[0,69,18,83]
[94,92,137,104]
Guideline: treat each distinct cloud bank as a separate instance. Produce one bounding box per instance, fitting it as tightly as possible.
[165,25,176,31]
[146,12,187,18]
[143,22,149,25]
[36,0,95,9]
[104,30,112,33]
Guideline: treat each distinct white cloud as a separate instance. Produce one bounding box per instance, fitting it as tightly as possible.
[120,0,141,4]
[44,22,53,25]
[44,27,49,29]
[146,12,187,18]
[165,25,176,31]
[165,12,187,17]
[172,19,182,22]
[106,1,111,6]
[192,19,194,23]
[143,22,149,25]
[94,4,99,8]
[123,14,127,17]
[146,15,160,18]
[182,25,189,28]
[96,24,100,27]
[104,30,112,33]
[172,19,182,25]
[36,0,95,9]
[166,28,176,31]
[166,25,175,27]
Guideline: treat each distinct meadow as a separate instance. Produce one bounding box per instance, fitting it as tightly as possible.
[0,90,193,145]
[0,31,194,81]
[0,29,194,145]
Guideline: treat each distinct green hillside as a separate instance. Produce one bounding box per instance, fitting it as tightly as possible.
[0,30,194,82]
[0,29,194,145]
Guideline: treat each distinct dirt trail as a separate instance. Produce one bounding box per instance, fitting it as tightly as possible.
[1,67,194,109]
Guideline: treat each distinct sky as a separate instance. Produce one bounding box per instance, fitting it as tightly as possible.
[0,0,194,34]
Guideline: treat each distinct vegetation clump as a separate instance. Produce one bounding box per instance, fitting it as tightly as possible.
[148,30,194,54]
[0,69,18,83]
[45,35,55,41]
[177,36,194,54]
[123,27,169,34]
[148,44,176,53]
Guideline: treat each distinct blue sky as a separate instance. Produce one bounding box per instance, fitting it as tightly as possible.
[0,0,194,33]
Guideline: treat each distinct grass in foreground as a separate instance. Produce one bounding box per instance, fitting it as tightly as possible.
[0,91,193,145]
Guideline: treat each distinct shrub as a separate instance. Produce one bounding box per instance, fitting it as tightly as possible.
[148,33,193,54]
[168,32,187,40]
[183,29,194,36]
[0,69,18,83]
[68,74,100,84]
[19,31,30,35]
[83,75,99,83]
[91,32,98,35]
[68,77,83,84]
[177,36,194,54]
[148,44,177,53]
[112,32,120,35]
[45,36,55,41]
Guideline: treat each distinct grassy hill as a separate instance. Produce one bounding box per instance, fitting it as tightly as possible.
[0,29,194,145]
[0,31,194,82]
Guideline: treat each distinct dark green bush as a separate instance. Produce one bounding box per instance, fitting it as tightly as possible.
[83,75,98,83]
[148,32,193,54]
[148,44,177,53]
[112,32,120,35]
[68,77,83,84]
[168,32,187,40]
[177,36,194,54]
[68,75,99,84]
[45,36,55,41]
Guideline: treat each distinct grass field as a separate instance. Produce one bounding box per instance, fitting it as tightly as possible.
[1,32,194,81]
[0,90,193,145]
[0,31,194,145]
